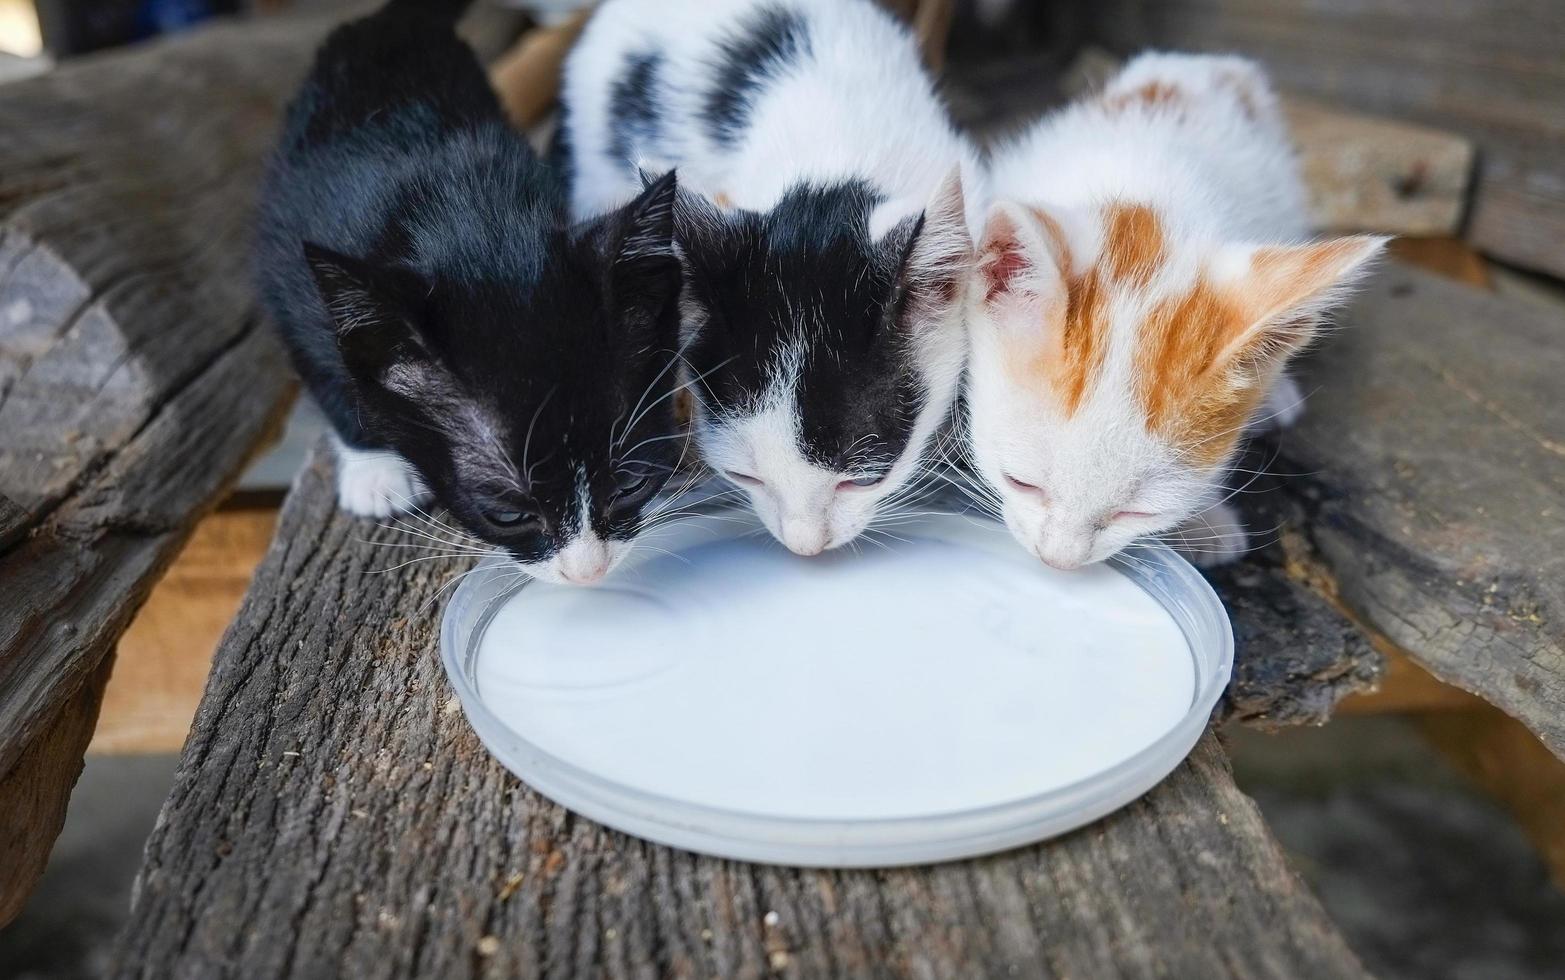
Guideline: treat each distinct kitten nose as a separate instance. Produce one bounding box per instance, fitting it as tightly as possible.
[560,564,608,585]
[1037,537,1091,571]
[557,539,612,585]
[780,519,829,557]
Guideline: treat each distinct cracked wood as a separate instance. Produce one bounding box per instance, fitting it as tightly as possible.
[113,449,1368,979]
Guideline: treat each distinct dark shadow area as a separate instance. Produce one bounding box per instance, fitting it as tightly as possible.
[1231,717,1565,980]
[0,754,178,980]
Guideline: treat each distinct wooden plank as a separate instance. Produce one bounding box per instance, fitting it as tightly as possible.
[91,506,279,755]
[1386,237,1491,289]
[113,450,1368,980]
[1276,260,1565,759]
[0,3,519,923]
[491,11,592,130]
[0,11,340,781]
[1282,98,1473,236]
[1089,0,1565,277]
[0,654,111,927]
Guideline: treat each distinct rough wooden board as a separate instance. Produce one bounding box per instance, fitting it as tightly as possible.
[1386,237,1491,289]
[113,450,1368,980]
[491,10,592,130]
[1283,98,1472,236]
[1207,452,1380,728]
[1279,261,1565,758]
[91,506,279,755]
[0,10,347,781]
[0,654,111,927]
[1089,0,1565,277]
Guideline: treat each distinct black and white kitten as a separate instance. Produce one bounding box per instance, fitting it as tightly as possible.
[256,0,686,585]
[561,0,978,556]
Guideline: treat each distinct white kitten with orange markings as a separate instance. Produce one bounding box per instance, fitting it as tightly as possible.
[964,52,1386,569]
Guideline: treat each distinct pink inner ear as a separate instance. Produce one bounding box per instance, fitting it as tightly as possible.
[982,239,1028,302]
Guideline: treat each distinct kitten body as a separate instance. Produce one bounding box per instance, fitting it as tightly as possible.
[562,0,980,555]
[967,53,1386,568]
[256,0,686,585]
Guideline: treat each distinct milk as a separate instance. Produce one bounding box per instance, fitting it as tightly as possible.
[474,516,1195,821]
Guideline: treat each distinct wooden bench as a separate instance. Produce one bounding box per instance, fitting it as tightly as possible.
[1,4,1560,976]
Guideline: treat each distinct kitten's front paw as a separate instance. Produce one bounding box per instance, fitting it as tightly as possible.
[335,446,428,518]
[1168,502,1248,568]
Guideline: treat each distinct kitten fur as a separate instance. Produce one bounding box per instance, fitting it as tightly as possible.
[256,0,686,585]
[561,0,981,555]
[966,53,1386,568]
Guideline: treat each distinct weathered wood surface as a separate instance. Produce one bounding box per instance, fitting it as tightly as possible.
[0,654,110,927]
[91,505,278,754]
[1207,458,1380,728]
[113,449,1369,980]
[1276,261,1565,758]
[1090,0,1565,277]
[0,14,337,789]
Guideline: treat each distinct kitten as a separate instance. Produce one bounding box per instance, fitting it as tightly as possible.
[560,0,979,555]
[256,0,686,585]
[965,53,1386,569]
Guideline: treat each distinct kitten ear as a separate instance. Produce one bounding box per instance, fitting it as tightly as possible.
[617,169,678,269]
[970,200,1070,325]
[1215,235,1388,364]
[303,242,437,395]
[976,202,1069,308]
[608,170,681,321]
[888,166,975,312]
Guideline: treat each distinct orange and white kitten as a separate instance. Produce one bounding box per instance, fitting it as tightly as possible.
[964,53,1386,569]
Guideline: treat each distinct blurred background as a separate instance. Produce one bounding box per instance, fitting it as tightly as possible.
[0,1,1561,977]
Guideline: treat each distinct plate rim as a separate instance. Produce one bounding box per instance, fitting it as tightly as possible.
[438,509,1234,867]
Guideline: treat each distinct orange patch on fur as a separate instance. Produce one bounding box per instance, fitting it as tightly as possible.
[1102,81,1184,115]
[1010,266,1109,418]
[1135,278,1258,467]
[1216,68,1261,122]
[713,191,734,209]
[1103,204,1165,287]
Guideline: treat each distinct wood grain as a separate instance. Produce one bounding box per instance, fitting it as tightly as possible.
[91,506,279,755]
[0,3,524,917]
[0,11,332,793]
[112,450,1368,980]
[1279,261,1565,759]
[1090,0,1565,277]
[0,654,111,927]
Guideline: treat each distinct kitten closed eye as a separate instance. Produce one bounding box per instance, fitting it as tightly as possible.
[837,475,885,491]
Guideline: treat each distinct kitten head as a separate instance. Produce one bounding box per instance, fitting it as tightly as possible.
[964,199,1385,568]
[306,173,685,585]
[674,170,972,555]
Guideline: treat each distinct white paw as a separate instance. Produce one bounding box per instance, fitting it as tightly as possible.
[1259,375,1306,431]
[1169,501,1248,568]
[334,442,428,518]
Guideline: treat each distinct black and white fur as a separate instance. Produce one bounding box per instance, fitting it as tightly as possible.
[561,0,979,555]
[256,0,686,585]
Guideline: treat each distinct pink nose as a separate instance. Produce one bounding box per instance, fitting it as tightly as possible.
[781,520,828,556]
[1038,550,1085,571]
[559,560,610,585]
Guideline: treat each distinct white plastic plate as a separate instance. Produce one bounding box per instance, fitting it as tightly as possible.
[440,510,1232,867]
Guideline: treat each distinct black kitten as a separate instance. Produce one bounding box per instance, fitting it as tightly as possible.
[256,0,685,585]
